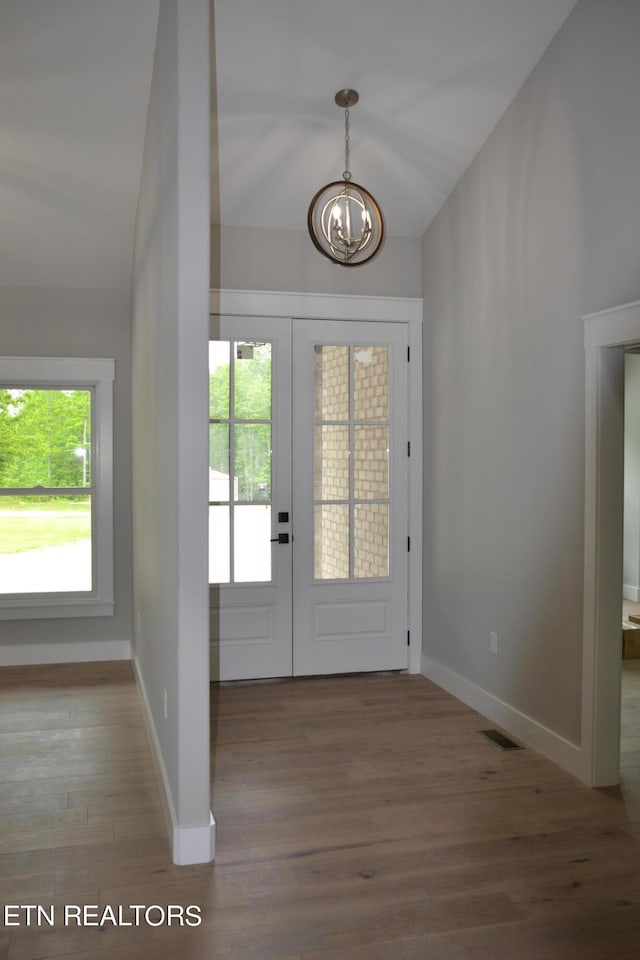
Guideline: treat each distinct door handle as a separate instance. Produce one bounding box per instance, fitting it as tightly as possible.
[270,533,290,544]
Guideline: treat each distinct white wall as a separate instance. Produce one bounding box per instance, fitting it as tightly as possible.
[624,354,640,602]
[132,0,212,864]
[214,224,422,299]
[0,286,132,663]
[421,0,640,750]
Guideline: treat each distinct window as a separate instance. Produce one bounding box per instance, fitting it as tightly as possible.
[209,340,273,584]
[0,357,114,619]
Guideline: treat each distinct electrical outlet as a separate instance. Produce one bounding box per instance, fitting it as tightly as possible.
[490,632,499,655]
[163,688,168,719]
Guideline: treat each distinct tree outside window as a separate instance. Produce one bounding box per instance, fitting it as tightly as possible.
[0,388,93,594]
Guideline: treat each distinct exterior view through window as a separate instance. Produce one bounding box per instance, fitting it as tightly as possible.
[209,341,272,583]
[0,387,93,594]
[208,337,392,586]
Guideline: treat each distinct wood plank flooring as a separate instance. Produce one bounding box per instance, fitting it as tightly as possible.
[2,662,640,958]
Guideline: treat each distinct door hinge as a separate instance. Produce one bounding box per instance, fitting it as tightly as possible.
[407,346,410,362]
[407,630,410,647]
[407,536,411,552]
[407,441,411,457]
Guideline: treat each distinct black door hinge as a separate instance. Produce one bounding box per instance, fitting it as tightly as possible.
[407,441,411,457]
[407,536,411,552]
[407,346,410,362]
[407,630,410,647]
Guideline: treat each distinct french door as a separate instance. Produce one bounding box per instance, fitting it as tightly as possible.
[209,315,408,681]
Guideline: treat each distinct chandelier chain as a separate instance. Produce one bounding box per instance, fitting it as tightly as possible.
[343,104,351,181]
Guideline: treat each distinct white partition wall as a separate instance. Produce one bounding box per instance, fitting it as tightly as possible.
[132,0,213,865]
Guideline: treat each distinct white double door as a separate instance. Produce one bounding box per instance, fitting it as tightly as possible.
[209,315,409,681]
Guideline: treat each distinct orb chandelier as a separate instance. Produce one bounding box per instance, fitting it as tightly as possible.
[307,89,384,267]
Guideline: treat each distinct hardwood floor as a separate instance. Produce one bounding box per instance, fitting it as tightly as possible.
[2,663,640,958]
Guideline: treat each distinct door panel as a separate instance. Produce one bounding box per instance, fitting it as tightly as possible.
[210,316,408,681]
[292,320,408,676]
[209,316,292,681]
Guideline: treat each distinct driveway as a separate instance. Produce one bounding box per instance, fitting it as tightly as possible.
[0,540,91,593]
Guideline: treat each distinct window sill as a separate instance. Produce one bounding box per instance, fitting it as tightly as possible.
[0,598,115,621]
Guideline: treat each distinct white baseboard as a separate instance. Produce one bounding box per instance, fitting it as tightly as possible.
[173,813,216,866]
[0,639,131,666]
[421,655,587,783]
[132,656,215,865]
[623,584,640,602]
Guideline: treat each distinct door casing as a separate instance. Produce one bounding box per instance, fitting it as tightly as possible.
[210,288,424,674]
[583,299,640,786]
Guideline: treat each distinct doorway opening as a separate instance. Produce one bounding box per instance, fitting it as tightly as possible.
[621,350,640,785]
[209,316,409,680]
[583,299,640,787]
[208,304,422,682]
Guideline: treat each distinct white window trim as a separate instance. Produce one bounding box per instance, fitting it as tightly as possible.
[0,356,115,620]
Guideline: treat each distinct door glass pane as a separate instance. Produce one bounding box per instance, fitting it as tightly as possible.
[354,503,389,578]
[234,505,271,582]
[314,345,349,421]
[209,341,230,419]
[209,424,230,500]
[354,425,389,500]
[312,341,392,582]
[209,335,275,586]
[209,505,230,583]
[314,425,349,501]
[0,494,92,593]
[234,424,271,501]
[314,503,349,580]
[353,346,388,421]
[234,342,272,420]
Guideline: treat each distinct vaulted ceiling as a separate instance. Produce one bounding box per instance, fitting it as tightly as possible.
[213,0,578,238]
[1,0,578,290]
[0,0,159,289]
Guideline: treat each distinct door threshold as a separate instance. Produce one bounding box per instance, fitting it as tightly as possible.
[215,669,409,687]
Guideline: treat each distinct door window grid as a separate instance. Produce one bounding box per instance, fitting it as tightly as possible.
[313,344,390,580]
[209,340,272,584]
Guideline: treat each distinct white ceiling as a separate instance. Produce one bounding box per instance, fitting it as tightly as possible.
[214,0,578,238]
[0,0,579,290]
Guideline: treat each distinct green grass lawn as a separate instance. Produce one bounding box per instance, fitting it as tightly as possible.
[0,504,91,554]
